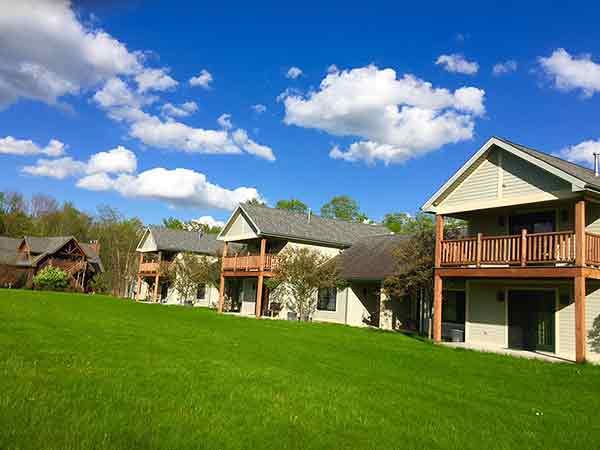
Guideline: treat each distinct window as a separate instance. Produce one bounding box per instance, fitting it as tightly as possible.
[509,211,555,235]
[317,287,337,311]
[442,290,465,324]
[196,284,206,300]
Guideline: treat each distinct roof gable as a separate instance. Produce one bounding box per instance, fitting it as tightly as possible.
[218,208,259,241]
[422,137,589,214]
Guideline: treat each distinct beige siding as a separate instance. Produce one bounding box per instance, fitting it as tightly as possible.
[442,150,498,208]
[312,287,349,325]
[586,203,600,234]
[466,282,506,347]
[585,284,600,362]
[137,231,157,252]
[502,151,568,198]
[221,211,257,241]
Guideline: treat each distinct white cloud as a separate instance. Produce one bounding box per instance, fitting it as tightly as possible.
[539,48,600,97]
[22,145,136,180]
[286,66,303,79]
[0,0,143,108]
[94,76,275,160]
[193,216,226,228]
[252,104,267,113]
[86,146,137,174]
[161,101,198,118]
[217,113,233,130]
[135,68,177,93]
[93,77,153,110]
[492,60,518,76]
[0,136,66,157]
[557,139,600,166]
[231,129,276,162]
[436,54,479,75]
[189,69,213,88]
[76,172,114,191]
[78,167,262,210]
[283,65,485,165]
[22,157,86,179]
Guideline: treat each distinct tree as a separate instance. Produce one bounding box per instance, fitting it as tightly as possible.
[33,266,70,291]
[276,198,308,215]
[266,247,341,321]
[163,217,186,230]
[383,215,463,336]
[92,206,144,297]
[168,252,221,304]
[245,198,266,206]
[320,195,368,222]
[383,212,434,234]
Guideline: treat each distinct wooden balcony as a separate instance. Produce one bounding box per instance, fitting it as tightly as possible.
[440,230,581,267]
[222,253,277,273]
[138,261,171,275]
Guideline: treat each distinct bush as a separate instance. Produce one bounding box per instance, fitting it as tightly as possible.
[33,266,70,291]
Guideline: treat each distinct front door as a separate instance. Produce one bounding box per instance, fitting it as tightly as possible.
[508,290,555,352]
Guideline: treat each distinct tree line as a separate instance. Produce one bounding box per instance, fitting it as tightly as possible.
[1,190,459,300]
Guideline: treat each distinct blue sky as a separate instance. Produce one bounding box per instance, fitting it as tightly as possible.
[2,1,600,227]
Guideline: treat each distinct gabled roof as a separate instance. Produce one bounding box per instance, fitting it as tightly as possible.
[25,236,73,254]
[421,136,599,213]
[220,203,392,247]
[335,234,410,281]
[139,227,225,255]
[494,137,600,190]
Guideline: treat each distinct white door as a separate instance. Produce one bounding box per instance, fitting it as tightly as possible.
[240,279,257,316]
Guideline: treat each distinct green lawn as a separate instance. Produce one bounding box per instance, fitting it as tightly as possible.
[1,290,599,450]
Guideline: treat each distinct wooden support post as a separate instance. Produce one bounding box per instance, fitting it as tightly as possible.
[434,215,444,269]
[476,233,482,268]
[433,215,444,343]
[218,242,229,313]
[433,274,443,343]
[136,253,143,301]
[576,199,586,267]
[575,273,587,363]
[256,238,266,319]
[520,229,527,267]
[153,251,161,303]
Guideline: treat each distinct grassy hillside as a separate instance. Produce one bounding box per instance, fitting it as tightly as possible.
[1,289,599,450]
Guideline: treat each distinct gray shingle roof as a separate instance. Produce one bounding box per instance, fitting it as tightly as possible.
[335,234,410,281]
[495,136,600,190]
[239,203,391,247]
[148,227,225,255]
[25,236,72,254]
[0,236,20,265]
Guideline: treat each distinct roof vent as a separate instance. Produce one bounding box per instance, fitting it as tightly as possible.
[595,153,599,177]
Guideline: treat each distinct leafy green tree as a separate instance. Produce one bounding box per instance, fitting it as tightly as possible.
[320,195,368,222]
[245,198,266,206]
[167,253,221,305]
[276,198,308,215]
[33,266,70,291]
[162,217,186,230]
[383,212,435,234]
[266,247,341,321]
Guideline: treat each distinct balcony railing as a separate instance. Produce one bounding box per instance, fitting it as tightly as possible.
[222,253,277,272]
[138,261,171,274]
[440,230,580,267]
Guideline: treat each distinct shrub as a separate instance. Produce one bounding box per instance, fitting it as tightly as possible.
[33,266,70,291]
